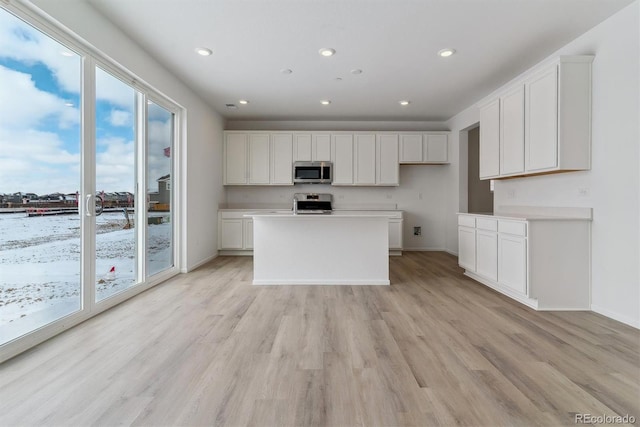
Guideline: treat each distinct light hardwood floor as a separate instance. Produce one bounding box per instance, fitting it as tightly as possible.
[0,252,638,426]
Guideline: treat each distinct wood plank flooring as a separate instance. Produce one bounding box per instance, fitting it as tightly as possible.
[0,252,638,426]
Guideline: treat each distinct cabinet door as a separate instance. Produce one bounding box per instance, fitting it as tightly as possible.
[399,134,423,163]
[389,219,403,250]
[476,230,498,281]
[243,219,253,249]
[219,219,243,249]
[354,134,376,185]
[331,134,354,185]
[293,134,312,161]
[224,133,247,185]
[424,134,448,163]
[479,99,500,179]
[248,134,270,184]
[458,226,476,271]
[271,133,293,185]
[498,234,527,294]
[526,66,558,172]
[313,134,332,161]
[376,134,399,185]
[500,86,525,175]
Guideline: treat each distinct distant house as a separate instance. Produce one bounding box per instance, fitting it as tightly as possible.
[149,175,170,207]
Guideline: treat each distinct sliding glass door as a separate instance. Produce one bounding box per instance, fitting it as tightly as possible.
[0,10,83,345]
[0,5,179,357]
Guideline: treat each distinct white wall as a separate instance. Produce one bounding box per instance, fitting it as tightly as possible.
[446,1,640,327]
[225,120,451,250]
[28,0,225,272]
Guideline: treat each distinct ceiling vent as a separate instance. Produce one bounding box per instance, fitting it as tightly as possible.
[225,103,238,109]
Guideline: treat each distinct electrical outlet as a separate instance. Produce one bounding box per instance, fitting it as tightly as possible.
[578,187,589,197]
[413,226,421,236]
[418,192,423,200]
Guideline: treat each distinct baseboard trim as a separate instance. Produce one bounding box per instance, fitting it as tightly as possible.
[591,304,640,329]
[183,253,218,273]
[404,247,447,252]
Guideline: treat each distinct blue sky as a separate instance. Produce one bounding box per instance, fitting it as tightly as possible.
[0,8,171,195]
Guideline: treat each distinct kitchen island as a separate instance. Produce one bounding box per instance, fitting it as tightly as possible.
[247,212,389,285]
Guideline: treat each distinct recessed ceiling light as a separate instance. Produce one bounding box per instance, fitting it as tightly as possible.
[320,100,331,105]
[280,68,293,74]
[350,69,363,75]
[399,100,410,106]
[195,47,213,56]
[438,48,456,57]
[239,100,249,105]
[319,48,336,57]
[60,51,74,57]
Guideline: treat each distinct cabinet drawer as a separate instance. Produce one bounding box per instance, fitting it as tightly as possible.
[476,218,498,231]
[458,215,476,227]
[498,220,527,236]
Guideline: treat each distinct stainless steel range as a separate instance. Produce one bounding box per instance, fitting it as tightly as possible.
[293,193,333,214]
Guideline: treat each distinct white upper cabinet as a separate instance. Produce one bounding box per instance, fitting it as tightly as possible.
[270,133,293,185]
[399,134,423,162]
[313,134,332,161]
[224,133,248,185]
[500,85,525,176]
[248,133,270,184]
[479,99,500,179]
[479,55,593,180]
[293,134,312,161]
[376,134,399,186]
[293,133,331,161]
[331,134,354,185]
[354,134,376,185]
[224,131,293,186]
[425,134,448,163]
[399,133,449,164]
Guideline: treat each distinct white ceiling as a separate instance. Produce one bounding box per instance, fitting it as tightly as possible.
[85,0,633,122]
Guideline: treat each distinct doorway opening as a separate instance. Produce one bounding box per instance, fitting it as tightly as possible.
[467,126,494,213]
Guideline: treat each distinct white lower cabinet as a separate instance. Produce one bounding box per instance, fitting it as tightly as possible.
[457,213,590,310]
[476,230,498,282]
[219,219,244,249]
[243,219,254,250]
[498,233,526,294]
[388,217,403,251]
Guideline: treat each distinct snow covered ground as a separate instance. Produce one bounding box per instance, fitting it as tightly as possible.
[0,211,172,344]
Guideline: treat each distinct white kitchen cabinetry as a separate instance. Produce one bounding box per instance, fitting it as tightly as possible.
[399,133,449,164]
[478,55,592,180]
[457,215,476,271]
[354,134,376,185]
[331,134,355,185]
[388,218,403,252]
[224,133,248,185]
[224,132,293,185]
[479,99,500,179]
[270,133,293,185]
[475,218,498,282]
[219,218,244,250]
[376,134,399,186]
[248,133,270,184]
[457,212,590,310]
[500,85,525,176]
[243,219,254,250]
[293,133,331,161]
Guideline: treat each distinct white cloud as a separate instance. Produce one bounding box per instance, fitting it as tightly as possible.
[0,66,79,129]
[108,109,132,127]
[0,128,80,194]
[0,10,81,94]
[96,137,135,193]
[96,67,136,108]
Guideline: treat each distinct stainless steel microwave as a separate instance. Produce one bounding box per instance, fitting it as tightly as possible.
[293,161,332,184]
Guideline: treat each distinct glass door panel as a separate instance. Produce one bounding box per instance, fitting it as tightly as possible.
[0,10,82,344]
[146,102,174,276]
[94,67,138,302]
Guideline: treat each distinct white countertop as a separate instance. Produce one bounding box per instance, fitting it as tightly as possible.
[458,206,592,221]
[246,212,397,218]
